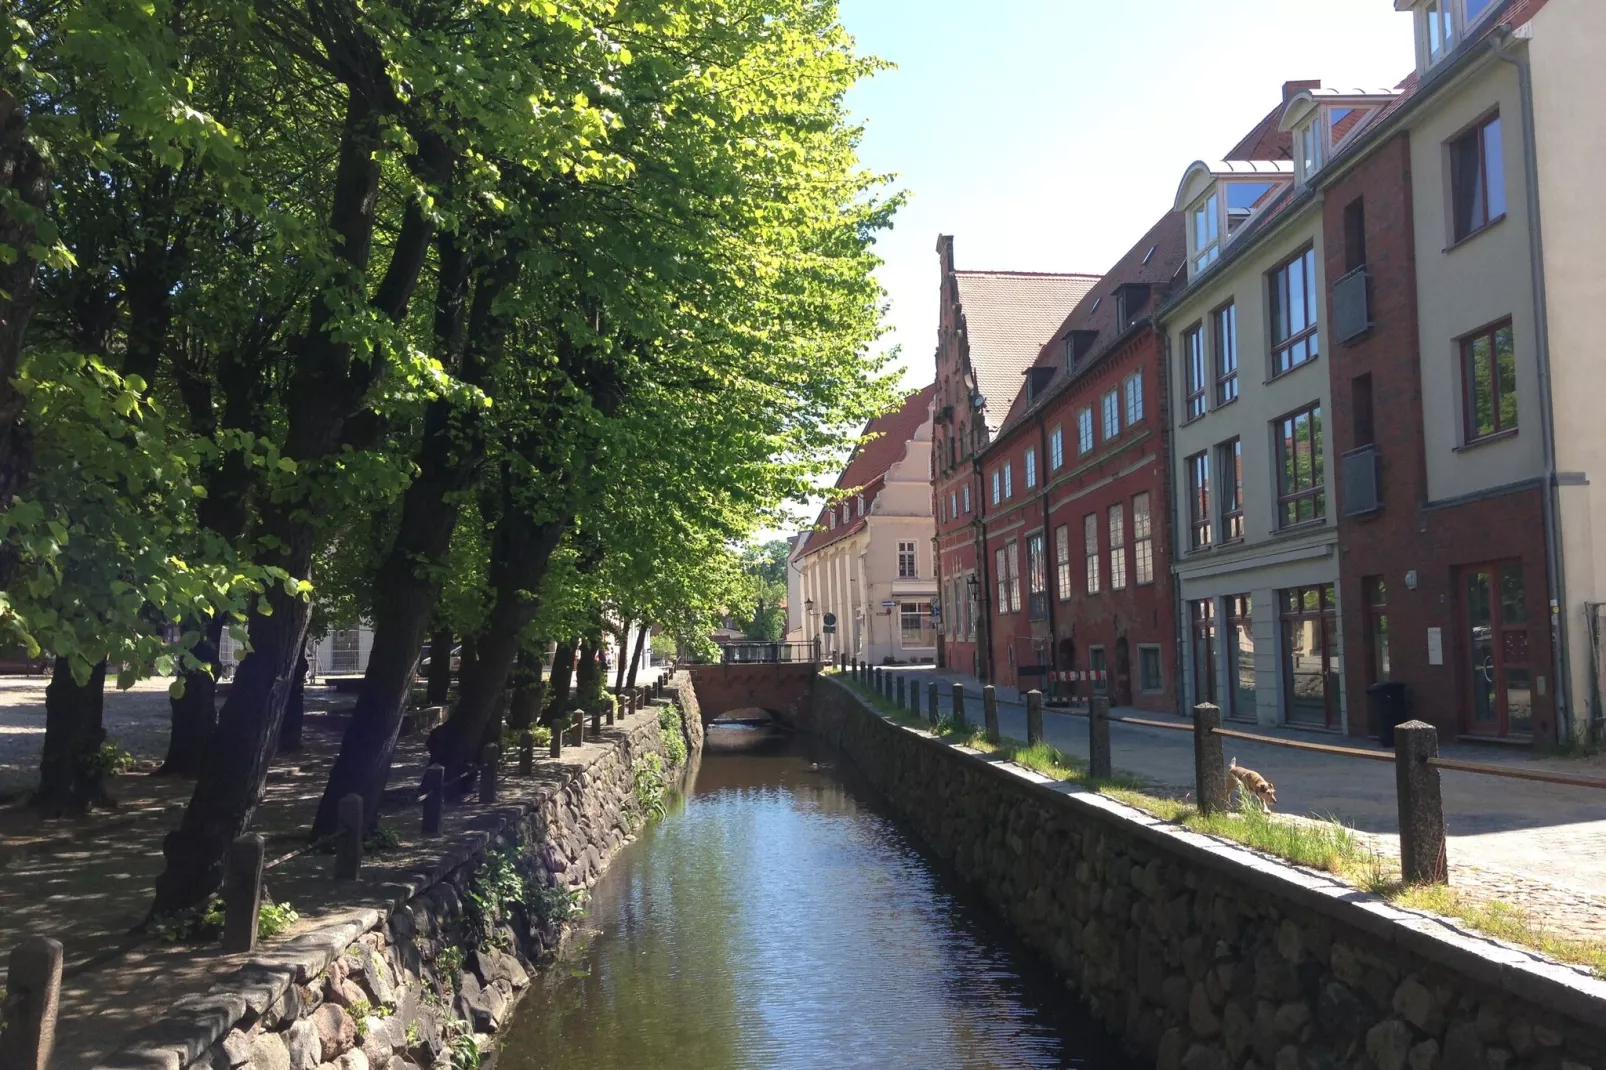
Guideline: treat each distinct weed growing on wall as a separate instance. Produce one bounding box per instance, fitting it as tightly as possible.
[465,847,526,946]
[658,703,688,765]
[364,822,402,852]
[149,895,298,944]
[257,900,299,939]
[633,752,668,821]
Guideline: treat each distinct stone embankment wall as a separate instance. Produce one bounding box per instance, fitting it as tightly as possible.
[101,676,702,1070]
[812,676,1606,1070]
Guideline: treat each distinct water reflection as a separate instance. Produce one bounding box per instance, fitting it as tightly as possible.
[498,740,1132,1070]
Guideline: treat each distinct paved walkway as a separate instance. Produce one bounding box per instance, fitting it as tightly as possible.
[891,666,1606,942]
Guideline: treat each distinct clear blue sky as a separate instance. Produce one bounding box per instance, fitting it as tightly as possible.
[838,0,1418,390]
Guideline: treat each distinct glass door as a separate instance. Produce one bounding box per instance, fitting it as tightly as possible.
[1463,564,1532,737]
[1281,585,1339,728]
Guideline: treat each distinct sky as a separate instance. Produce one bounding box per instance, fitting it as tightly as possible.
[837,0,1419,391]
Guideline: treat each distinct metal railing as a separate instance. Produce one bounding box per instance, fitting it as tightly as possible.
[720,640,821,664]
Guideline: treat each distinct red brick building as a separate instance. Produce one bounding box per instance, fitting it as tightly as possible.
[975,213,1186,710]
[930,237,1097,680]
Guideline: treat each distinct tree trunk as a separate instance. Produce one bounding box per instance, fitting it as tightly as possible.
[33,658,110,813]
[157,616,225,777]
[542,639,576,725]
[508,648,542,731]
[426,628,453,704]
[279,650,308,752]
[626,624,649,689]
[612,620,631,691]
[574,634,600,708]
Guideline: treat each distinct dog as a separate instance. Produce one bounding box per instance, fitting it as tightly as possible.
[1228,757,1277,813]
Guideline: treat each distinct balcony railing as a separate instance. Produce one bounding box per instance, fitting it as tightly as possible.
[1341,443,1381,516]
[1333,266,1370,343]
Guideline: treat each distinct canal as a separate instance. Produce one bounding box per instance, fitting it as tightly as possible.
[497,732,1133,1069]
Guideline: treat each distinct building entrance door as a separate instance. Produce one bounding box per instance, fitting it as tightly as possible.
[1462,563,1532,738]
[1114,637,1132,707]
[1281,585,1339,728]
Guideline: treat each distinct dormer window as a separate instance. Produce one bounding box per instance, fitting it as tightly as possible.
[1426,0,1454,64]
[1177,160,1295,280]
[1025,366,1055,404]
[1225,181,1279,236]
[1063,330,1096,370]
[1115,284,1151,330]
[1297,118,1323,181]
[1407,0,1497,71]
[1190,190,1220,274]
[1283,91,1396,185]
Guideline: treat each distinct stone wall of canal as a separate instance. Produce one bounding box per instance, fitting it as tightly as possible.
[808,676,1606,1070]
[101,677,702,1070]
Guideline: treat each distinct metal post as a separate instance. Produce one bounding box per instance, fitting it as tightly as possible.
[1089,695,1112,780]
[520,731,534,775]
[1025,689,1044,747]
[983,685,1001,743]
[422,765,444,833]
[479,744,499,804]
[223,833,265,954]
[1396,721,1448,884]
[927,682,940,726]
[1,936,62,1070]
[1193,703,1229,815]
[335,793,363,880]
[951,682,967,730]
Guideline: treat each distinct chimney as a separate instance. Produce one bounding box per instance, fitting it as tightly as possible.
[1283,79,1322,103]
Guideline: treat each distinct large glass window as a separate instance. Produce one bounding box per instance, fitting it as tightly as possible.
[1281,585,1339,728]
[1007,541,1021,613]
[1462,320,1517,441]
[1451,114,1506,241]
[1183,323,1207,420]
[1191,190,1220,273]
[1187,451,1212,549]
[898,541,917,579]
[1078,408,1094,455]
[1027,532,1048,620]
[1227,595,1255,720]
[1218,437,1244,541]
[1102,389,1121,440]
[1055,524,1072,601]
[1365,578,1390,685]
[1226,181,1278,235]
[1049,426,1064,470]
[1108,504,1127,591]
[1213,303,1239,405]
[1191,599,1217,707]
[1425,0,1455,65]
[1132,492,1154,586]
[1084,513,1101,595]
[1124,373,1144,426]
[1003,462,1013,500]
[1270,247,1320,375]
[1275,404,1325,527]
[991,470,1001,505]
[995,548,1009,615]
[1024,447,1038,489]
[901,602,934,648]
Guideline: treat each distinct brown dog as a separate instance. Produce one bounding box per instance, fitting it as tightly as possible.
[1228,757,1277,813]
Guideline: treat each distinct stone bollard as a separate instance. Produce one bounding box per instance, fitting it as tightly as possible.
[983,685,1001,744]
[1,935,62,1070]
[1193,703,1229,815]
[951,682,967,730]
[911,679,921,720]
[896,676,906,708]
[479,743,499,804]
[605,697,615,726]
[335,793,363,880]
[592,704,604,737]
[1089,695,1112,780]
[927,682,940,726]
[223,833,265,954]
[549,722,563,760]
[570,709,586,747]
[520,731,534,775]
[1396,721,1448,884]
[1026,689,1044,746]
[422,765,445,834]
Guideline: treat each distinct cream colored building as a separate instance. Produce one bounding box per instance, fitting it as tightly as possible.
[794,386,939,665]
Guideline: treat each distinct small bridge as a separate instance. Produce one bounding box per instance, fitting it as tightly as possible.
[685,659,819,728]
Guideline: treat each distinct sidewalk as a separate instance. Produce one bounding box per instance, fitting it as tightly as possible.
[890,665,1606,941]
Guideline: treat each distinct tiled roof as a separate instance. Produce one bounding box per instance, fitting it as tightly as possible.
[798,384,934,557]
[953,271,1100,435]
[1223,80,1320,161]
[994,211,1188,436]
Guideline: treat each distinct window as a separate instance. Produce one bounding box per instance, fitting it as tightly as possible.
[1108,504,1127,591]
[1213,303,1238,405]
[1003,462,1014,499]
[1027,532,1048,620]
[1352,373,1375,447]
[1275,404,1325,526]
[1101,389,1121,440]
[1226,181,1279,236]
[898,541,917,579]
[901,602,934,648]
[1464,562,1532,737]
[1138,645,1163,693]
[1281,585,1339,728]
[1425,0,1455,65]
[1465,0,1495,25]
[949,491,958,520]
[1187,451,1212,550]
[1132,492,1154,585]
[1451,114,1506,241]
[1190,599,1217,707]
[1183,323,1207,419]
[1124,373,1144,426]
[828,509,836,530]
[857,494,865,517]
[1226,595,1254,720]
[1084,513,1101,594]
[1343,198,1367,273]
[1024,447,1037,489]
[1365,578,1390,685]
[1077,408,1094,454]
[1270,247,1320,375]
[1190,190,1220,273]
[996,548,1009,615]
[1007,541,1021,613]
[963,485,971,514]
[1049,426,1063,470]
[1297,119,1322,181]
[991,470,1001,505]
[1218,438,1244,541]
[1055,524,1072,600]
[1462,320,1517,441]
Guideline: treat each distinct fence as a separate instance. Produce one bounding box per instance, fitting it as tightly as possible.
[721,640,821,664]
[0,677,672,1068]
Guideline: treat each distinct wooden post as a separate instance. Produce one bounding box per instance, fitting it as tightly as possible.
[519,731,534,775]
[422,765,444,834]
[1193,703,1229,815]
[951,682,967,730]
[223,833,265,954]
[335,793,362,880]
[479,743,499,804]
[591,703,603,737]
[927,682,939,726]
[605,697,615,726]
[570,709,585,747]
[1089,695,1112,780]
[1396,721,1448,884]
[549,722,563,760]
[1025,689,1044,746]
[1,936,62,1070]
[910,679,921,720]
[983,685,1001,743]
[896,675,906,708]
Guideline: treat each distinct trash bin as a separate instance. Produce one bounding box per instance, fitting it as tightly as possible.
[1367,681,1410,748]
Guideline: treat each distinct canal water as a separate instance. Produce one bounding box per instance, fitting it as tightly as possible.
[497,732,1133,1069]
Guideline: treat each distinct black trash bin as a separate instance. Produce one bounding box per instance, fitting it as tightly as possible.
[1367,681,1410,748]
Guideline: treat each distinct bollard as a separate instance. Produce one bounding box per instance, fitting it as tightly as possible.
[1396,721,1448,884]
[479,743,499,804]
[625,690,636,719]
[605,698,615,726]
[223,833,265,954]
[2,935,62,1070]
[911,679,921,720]
[335,793,363,880]
[519,731,534,775]
[1193,703,1229,815]
[422,765,445,834]
[592,704,603,737]
[983,685,1001,744]
[570,709,586,747]
[1089,695,1112,780]
[896,676,906,708]
[549,722,563,760]
[1025,690,1044,746]
[951,682,967,730]
[928,681,939,726]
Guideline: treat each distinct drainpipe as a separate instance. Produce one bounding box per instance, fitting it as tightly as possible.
[1492,28,1575,741]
